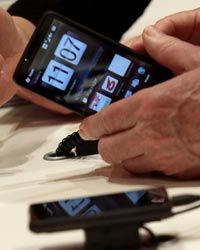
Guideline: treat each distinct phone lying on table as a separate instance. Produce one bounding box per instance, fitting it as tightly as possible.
[14,12,171,116]
[30,187,172,233]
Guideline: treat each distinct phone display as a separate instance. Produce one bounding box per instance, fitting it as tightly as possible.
[14,12,171,116]
[30,188,170,232]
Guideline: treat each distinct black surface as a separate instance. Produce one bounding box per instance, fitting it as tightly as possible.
[8,0,151,41]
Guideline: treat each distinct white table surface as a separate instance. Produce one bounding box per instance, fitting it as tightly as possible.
[0,105,200,250]
[0,0,200,249]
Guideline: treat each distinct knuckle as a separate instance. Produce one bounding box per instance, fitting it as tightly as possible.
[0,8,5,15]
[138,93,161,116]
[134,89,149,108]
[156,157,183,176]
[155,16,169,27]
[0,8,10,21]
[139,87,178,119]
[121,160,133,173]
[157,164,174,176]
[156,16,176,34]
[192,8,200,28]
[100,109,115,135]
[189,50,200,69]
[98,138,116,164]
[158,37,175,56]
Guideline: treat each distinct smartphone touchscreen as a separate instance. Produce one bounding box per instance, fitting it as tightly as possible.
[14,12,171,116]
[30,188,170,232]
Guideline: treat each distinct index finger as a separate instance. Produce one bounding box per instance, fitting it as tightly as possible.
[128,8,200,52]
[79,90,146,140]
[155,8,200,45]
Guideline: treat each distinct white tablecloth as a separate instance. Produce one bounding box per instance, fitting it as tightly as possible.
[0,105,200,250]
[0,0,200,249]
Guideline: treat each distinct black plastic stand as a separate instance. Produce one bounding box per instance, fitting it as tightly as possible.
[85,222,140,250]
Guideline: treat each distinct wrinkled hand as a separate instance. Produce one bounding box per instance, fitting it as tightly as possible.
[128,8,200,75]
[0,9,27,106]
[0,9,70,114]
[79,9,200,179]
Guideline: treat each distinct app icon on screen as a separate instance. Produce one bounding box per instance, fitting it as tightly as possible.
[138,66,146,75]
[89,92,112,112]
[101,75,119,93]
[124,90,132,98]
[108,54,131,77]
[55,34,87,66]
[82,97,88,104]
[131,78,140,88]
[59,198,91,216]
[83,205,102,216]
[51,25,57,32]
[42,60,74,91]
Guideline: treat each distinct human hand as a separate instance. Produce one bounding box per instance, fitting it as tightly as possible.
[79,15,200,179]
[0,9,71,114]
[0,9,28,106]
[80,67,200,179]
[127,8,200,75]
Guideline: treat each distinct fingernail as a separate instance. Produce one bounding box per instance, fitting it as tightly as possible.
[79,127,98,141]
[78,128,89,140]
[143,25,161,37]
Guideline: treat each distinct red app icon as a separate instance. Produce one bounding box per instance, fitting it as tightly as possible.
[101,75,118,93]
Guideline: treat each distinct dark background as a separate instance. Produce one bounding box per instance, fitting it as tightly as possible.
[8,0,151,41]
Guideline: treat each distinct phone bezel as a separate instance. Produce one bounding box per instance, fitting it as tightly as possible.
[30,188,172,233]
[14,11,159,78]
[14,11,169,116]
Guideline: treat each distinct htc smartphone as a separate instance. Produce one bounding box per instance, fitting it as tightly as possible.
[30,188,172,232]
[14,12,171,116]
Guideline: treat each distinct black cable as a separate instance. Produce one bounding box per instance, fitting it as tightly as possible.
[44,131,99,160]
[140,195,200,247]
[141,225,177,247]
[56,132,85,156]
[56,131,99,157]
[172,203,200,216]
[141,225,156,240]
[171,194,200,207]
[170,194,200,216]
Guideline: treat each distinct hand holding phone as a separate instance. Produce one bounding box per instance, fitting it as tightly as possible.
[14,12,171,116]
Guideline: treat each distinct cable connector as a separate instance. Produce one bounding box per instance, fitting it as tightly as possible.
[170,194,200,216]
[171,194,200,207]
[44,131,98,161]
[56,132,84,156]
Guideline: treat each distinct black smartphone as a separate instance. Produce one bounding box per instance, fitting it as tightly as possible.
[30,188,172,233]
[14,12,171,116]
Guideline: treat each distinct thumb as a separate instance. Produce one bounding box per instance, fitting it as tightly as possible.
[0,9,23,57]
[0,71,16,107]
[0,54,16,107]
[142,25,200,75]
